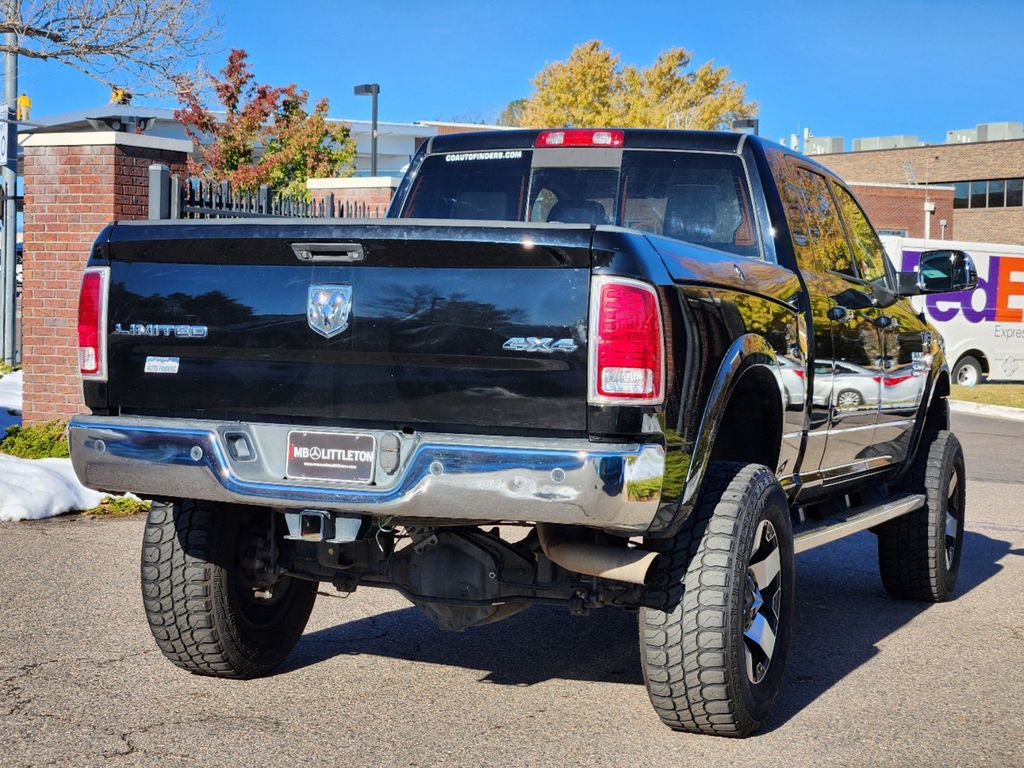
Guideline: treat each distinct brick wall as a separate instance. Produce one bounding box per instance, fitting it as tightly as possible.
[851,184,954,239]
[21,134,190,424]
[951,207,1024,245]
[307,177,398,218]
[819,139,1024,246]
[819,139,1024,184]
[112,146,189,219]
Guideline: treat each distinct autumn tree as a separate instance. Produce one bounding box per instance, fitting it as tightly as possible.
[176,49,356,198]
[510,40,756,130]
[497,98,527,127]
[0,0,215,95]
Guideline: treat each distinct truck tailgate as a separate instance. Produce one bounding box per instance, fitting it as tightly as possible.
[103,221,592,434]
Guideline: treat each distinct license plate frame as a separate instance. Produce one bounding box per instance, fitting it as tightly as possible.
[285,430,376,484]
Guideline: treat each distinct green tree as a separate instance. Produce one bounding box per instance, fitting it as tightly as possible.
[176,49,356,197]
[518,40,756,130]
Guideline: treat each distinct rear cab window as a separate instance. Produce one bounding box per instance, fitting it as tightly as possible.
[399,144,762,259]
[528,167,618,225]
[401,150,532,221]
[620,151,759,259]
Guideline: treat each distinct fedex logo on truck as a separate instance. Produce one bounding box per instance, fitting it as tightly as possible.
[901,251,1024,324]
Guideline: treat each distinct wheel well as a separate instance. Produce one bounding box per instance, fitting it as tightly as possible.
[955,349,988,374]
[709,366,783,472]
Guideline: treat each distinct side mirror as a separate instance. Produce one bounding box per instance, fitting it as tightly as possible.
[897,249,978,296]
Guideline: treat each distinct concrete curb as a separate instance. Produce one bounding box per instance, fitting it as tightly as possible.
[949,399,1024,422]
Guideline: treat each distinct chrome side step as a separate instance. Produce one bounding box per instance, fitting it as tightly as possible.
[793,493,926,554]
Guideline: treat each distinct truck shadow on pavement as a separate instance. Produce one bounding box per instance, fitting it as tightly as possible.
[287,528,1018,729]
[764,528,1018,731]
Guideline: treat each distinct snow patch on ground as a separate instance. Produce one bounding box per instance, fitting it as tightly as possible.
[0,454,104,522]
[0,372,114,522]
[0,369,23,430]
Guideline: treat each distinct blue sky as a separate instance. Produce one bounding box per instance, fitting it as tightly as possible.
[21,0,1023,145]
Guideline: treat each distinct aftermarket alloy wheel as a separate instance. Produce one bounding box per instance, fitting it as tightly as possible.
[744,520,784,685]
[952,356,983,387]
[640,463,795,737]
[141,501,318,678]
[877,430,966,602]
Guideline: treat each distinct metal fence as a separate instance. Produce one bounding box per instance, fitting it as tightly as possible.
[147,164,385,220]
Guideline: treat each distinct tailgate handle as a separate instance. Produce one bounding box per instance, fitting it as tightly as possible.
[291,242,365,263]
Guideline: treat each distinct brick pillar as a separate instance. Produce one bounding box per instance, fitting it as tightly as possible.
[307,176,399,218]
[21,132,191,424]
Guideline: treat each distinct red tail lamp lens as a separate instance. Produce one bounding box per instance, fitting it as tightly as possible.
[590,279,664,403]
[78,269,106,377]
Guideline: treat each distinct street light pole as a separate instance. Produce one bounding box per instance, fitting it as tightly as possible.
[353,83,380,177]
[1,1,18,365]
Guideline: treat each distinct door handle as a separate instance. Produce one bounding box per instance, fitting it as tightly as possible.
[290,242,366,263]
[874,315,899,330]
[827,305,850,322]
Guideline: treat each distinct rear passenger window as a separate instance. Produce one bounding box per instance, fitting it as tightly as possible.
[795,170,855,278]
[766,151,848,277]
[831,183,892,288]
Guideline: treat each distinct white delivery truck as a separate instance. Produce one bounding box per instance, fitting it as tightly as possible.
[882,236,1024,386]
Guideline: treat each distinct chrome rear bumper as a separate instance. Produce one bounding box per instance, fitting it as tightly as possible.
[68,416,665,534]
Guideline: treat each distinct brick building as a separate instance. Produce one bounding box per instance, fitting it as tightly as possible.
[847,182,954,240]
[818,138,1024,244]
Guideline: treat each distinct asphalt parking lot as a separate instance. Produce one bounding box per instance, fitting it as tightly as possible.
[1,412,1022,767]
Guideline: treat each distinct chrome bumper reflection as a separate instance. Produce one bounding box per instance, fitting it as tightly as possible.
[68,416,666,533]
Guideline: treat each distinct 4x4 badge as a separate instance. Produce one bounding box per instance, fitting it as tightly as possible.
[502,337,578,353]
[308,285,352,338]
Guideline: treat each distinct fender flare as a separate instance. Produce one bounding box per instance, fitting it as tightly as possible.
[679,333,785,510]
[891,352,951,485]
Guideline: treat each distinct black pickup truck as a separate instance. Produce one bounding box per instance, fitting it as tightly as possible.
[70,128,976,736]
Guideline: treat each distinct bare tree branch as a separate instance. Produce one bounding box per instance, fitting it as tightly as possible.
[1,0,219,96]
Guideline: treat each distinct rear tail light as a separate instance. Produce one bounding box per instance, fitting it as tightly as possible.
[78,267,109,380]
[535,129,625,148]
[589,276,664,404]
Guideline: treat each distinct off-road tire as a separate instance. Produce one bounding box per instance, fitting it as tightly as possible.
[877,430,966,602]
[952,355,983,387]
[640,462,795,737]
[141,500,318,678]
